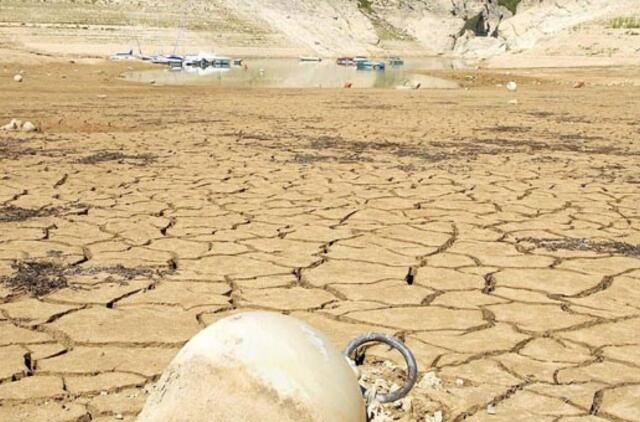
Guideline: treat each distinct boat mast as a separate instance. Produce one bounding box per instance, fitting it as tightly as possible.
[173,0,192,55]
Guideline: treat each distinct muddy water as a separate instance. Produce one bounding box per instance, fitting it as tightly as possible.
[123,57,465,89]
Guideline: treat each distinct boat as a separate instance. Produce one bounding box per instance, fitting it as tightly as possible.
[111,49,136,61]
[356,60,385,71]
[232,58,244,66]
[389,57,404,66]
[299,56,322,62]
[336,57,355,66]
[354,56,368,64]
[151,54,184,66]
[182,53,231,68]
[168,59,184,70]
[209,56,232,67]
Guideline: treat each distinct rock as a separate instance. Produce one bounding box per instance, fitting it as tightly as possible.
[574,80,586,89]
[455,378,465,386]
[400,397,412,413]
[2,119,19,131]
[506,81,518,91]
[487,403,497,415]
[21,121,37,132]
[13,74,23,83]
[508,99,519,105]
[425,410,443,422]
[138,312,365,422]
[417,371,442,390]
[149,80,156,85]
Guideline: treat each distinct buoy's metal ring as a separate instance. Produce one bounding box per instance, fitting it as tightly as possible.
[344,333,418,404]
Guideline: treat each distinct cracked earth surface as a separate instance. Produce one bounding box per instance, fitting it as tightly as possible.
[0,62,639,421]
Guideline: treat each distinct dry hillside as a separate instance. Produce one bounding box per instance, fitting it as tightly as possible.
[0,0,640,61]
[0,1,639,62]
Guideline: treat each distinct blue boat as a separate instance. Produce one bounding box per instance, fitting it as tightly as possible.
[356,60,385,71]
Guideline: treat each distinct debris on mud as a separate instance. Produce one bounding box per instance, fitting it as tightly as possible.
[66,264,158,280]
[358,356,441,422]
[0,261,68,296]
[2,261,163,297]
[0,203,88,223]
[77,151,156,165]
[518,237,640,257]
[0,205,59,223]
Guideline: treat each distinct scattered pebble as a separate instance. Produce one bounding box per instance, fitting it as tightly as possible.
[417,371,442,390]
[508,99,519,105]
[487,403,497,415]
[425,410,443,422]
[573,80,586,89]
[400,397,412,413]
[455,378,465,386]
[13,74,23,83]
[115,413,124,420]
[150,80,156,85]
[506,81,518,91]
[97,94,108,99]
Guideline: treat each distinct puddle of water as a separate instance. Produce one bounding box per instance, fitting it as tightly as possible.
[123,57,466,89]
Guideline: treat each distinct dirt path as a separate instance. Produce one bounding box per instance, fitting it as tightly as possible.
[0,61,639,421]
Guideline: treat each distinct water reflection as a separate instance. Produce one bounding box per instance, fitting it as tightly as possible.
[123,57,466,89]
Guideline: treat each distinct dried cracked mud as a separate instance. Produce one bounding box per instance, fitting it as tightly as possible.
[0,62,639,421]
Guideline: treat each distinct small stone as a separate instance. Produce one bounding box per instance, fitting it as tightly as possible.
[417,371,442,390]
[115,414,124,420]
[2,118,18,130]
[506,81,518,91]
[573,80,586,89]
[22,121,37,132]
[487,403,497,415]
[149,80,156,85]
[13,74,23,82]
[508,99,519,105]
[425,410,443,422]
[455,378,465,386]
[400,397,412,412]
[382,360,396,369]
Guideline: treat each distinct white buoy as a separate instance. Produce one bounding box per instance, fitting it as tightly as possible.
[138,312,366,422]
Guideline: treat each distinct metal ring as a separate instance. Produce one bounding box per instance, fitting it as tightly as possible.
[344,333,418,403]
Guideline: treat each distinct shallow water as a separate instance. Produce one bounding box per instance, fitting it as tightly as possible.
[123,57,466,89]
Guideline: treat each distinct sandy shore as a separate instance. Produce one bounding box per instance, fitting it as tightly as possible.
[1,59,639,421]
